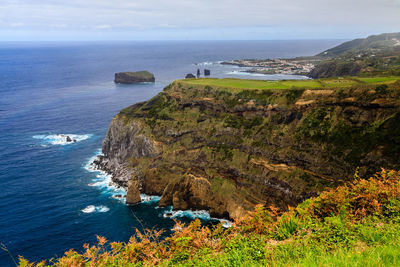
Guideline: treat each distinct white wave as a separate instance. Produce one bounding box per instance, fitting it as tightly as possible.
[195,61,221,66]
[83,150,127,204]
[140,194,161,203]
[162,207,232,228]
[81,205,110,213]
[97,206,110,212]
[226,70,269,77]
[84,150,163,205]
[33,134,92,146]
[219,219,233,228]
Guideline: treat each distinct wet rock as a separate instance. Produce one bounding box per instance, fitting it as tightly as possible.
[204,69,211,76]
[66,136,72,142]
[159,174,229,219]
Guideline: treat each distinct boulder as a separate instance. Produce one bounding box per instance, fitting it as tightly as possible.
[185,73,196,79]
[114,71,155,84]
[204,69,211,76]
[66,136,72,142]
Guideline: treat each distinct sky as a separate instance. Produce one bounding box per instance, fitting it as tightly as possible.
[0,0,399,41]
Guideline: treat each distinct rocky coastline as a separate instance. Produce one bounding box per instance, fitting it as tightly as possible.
[94,78,400,220]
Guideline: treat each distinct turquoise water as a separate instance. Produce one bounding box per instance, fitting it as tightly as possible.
[0,40,342,265]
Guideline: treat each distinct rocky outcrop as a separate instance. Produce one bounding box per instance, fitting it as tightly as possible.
[159,174,229,218]
[185,73,196,79]
[97,79,400,220]
[126,179,141,205]
[114,71,155,84]
[95,117,159,200]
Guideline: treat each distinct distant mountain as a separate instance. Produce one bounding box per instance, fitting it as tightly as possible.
[318,32,400,58]
[309,32,400,78]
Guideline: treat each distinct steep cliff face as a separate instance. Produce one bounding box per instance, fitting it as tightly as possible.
[97,79,400,220]
[95,118,159,189]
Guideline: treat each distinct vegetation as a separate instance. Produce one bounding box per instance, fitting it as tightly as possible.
[180,77,400,92]
[17,169,400,266]
[115,77,400,223]
[317,32,400,58]
[309,33,400,78]
[15,76,400,266]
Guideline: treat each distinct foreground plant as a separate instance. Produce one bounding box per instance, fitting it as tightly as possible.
[18,169,400,266]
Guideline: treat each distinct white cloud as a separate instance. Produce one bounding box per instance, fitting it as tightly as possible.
[95,24,112,29]
[0,0,399,39]
[9,22,24,27]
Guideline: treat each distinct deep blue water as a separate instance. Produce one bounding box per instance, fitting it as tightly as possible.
[0,40,343,265]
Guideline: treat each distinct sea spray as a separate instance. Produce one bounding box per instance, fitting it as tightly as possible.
[84,150,231,227]
[162,207,232,228]
[84,150,161,204]
[33,134,92,146]
[81,205,110,213]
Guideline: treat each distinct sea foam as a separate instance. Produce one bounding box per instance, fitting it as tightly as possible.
[226,70,269,77]
[84,150,126,202]
[81,205,110,213]
[33,134,92,146]
[162,207,232,228]
[84,151,231,227]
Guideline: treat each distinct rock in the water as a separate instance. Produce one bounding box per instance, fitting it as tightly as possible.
[197,69,201,78]
[204,69,211,76]
[66,136,72,142]
[126,179,141,205]
[185,73,196,79]
[114,71,155,84]
[159,174,229,219]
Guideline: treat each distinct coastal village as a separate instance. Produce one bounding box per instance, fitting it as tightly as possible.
[221,58,319,75]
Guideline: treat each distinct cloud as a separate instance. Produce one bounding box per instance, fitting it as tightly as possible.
[9,22,24,27]
[0,0,399,40]
[95,24,112,29]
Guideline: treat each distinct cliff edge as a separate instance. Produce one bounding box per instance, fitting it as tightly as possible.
[96,77,400,220]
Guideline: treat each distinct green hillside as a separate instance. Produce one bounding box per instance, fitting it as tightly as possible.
[318,32,400,58]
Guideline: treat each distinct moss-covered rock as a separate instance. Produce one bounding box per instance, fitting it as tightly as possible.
[97,79,400,220]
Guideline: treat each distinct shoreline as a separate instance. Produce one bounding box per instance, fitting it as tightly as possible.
[86,150,232,226]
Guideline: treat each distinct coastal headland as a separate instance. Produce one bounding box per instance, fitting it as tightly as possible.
[96,75,400,220]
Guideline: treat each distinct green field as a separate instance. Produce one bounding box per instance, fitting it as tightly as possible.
[179,76,400,91]
[356,76,400,84]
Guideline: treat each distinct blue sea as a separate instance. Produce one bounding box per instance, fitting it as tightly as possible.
[0,40,343,265]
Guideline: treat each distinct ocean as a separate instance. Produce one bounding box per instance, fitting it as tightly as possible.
[0,40,343,265]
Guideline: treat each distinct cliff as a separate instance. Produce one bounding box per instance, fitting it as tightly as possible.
[97,77,400,220]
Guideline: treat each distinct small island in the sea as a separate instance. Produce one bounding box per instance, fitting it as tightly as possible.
[114,71,155,84]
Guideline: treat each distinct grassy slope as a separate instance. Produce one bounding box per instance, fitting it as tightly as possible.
[181,76,400,91]
[18,170,400,266]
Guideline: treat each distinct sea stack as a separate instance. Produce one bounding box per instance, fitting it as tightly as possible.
[126,180,141,205]
[114,71,155,84]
